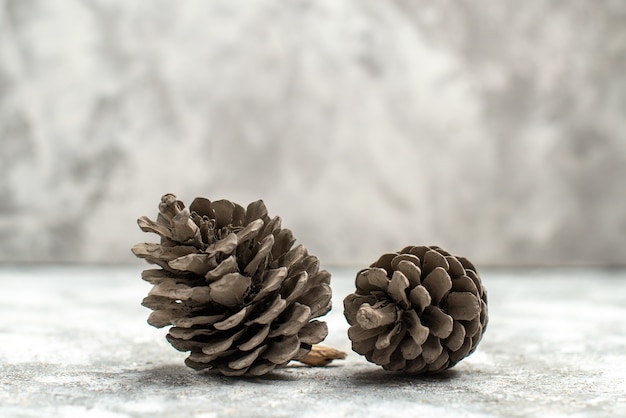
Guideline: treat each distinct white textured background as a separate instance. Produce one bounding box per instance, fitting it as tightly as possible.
[1,0,625,267]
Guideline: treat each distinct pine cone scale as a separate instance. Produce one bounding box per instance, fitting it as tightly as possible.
[446,256,466,277]
[308,270,331,287]
[250,268,287,303]
[213,306,248,330]
[201,328,246,356]
[421,267,452,304]
[168,253,212,275]
[205,256,237,280]
[166,334,204,351]
[298,321,328,344]
[171,314,225,328]
[347,324,379,342]
[443,321,466,351]
[228,345,266,370]
[243,200,268,226]
[205,233,239,256]
[423,306,454,339]
[300,284,332,317]
[446,292,480,321]
[404,309,429,345]
[400,335,421,360]
[421,335,443,364]
[262,335,301,364]
[451,275,479,295]
[396,260,422,287]
[208,273,251,307]
[236,218,264,242]
[246,294,287,325]
[237,325,270,351]
[388,271,410,308]
[422,250,450,274]
[243,235,274,276]
[137,216,172,239]
[245,361,275,377]
[268,303,311,338]
[408,285,431,312]
[282,272,308,304]
[210,199,236,228]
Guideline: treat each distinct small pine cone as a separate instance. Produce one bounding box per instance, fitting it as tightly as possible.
[132,194,332,376]
[343,245,488,374]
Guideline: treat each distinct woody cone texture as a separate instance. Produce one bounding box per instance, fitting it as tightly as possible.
[343,245,488,373]
[132,194,332,376]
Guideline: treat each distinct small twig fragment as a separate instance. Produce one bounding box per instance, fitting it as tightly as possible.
[295,345,347,367]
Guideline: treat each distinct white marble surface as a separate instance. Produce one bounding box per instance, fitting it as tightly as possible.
[1,1,626,266]
[1,266,625,417]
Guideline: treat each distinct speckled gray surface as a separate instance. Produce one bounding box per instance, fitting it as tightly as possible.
[1,266,625,417]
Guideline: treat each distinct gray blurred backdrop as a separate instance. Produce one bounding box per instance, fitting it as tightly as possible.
[1,0,625,267]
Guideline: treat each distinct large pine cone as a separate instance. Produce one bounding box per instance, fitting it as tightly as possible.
[343,245,488,374]
[132,194,332,376]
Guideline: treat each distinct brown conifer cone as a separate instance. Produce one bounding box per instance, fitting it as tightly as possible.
[132,194,332,376]
[343,245,488,373]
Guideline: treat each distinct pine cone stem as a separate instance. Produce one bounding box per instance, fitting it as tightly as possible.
[356,303,397,329]
[294,345,347,367]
